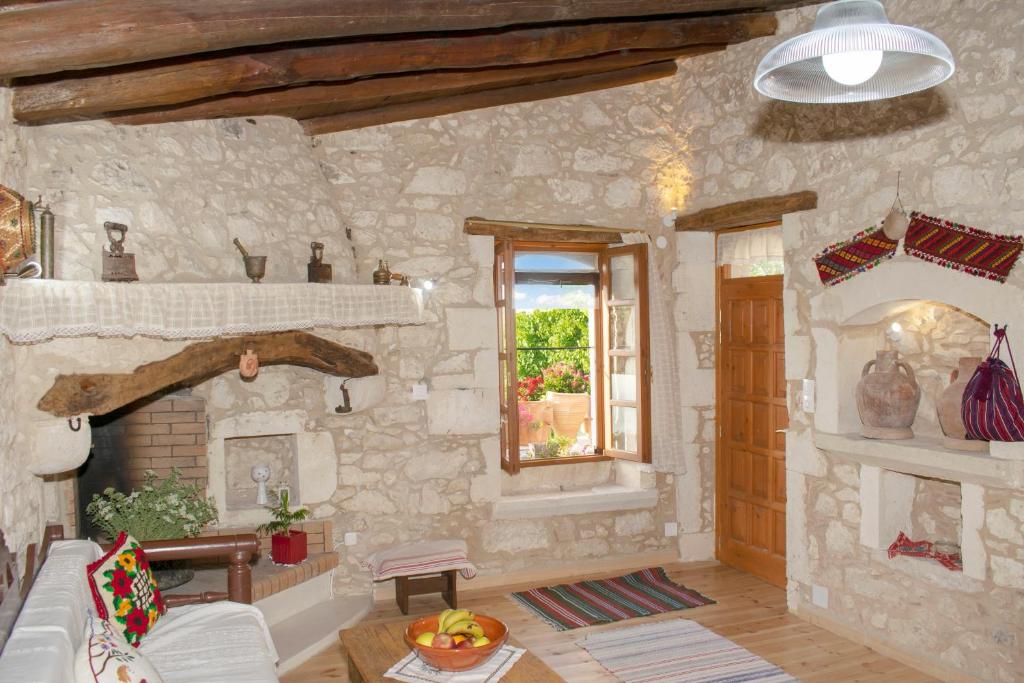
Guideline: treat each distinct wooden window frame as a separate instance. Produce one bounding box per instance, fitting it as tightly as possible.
[495,239,651,472]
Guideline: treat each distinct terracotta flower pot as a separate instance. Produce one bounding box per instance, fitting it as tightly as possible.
[938,356,988,451]
[271,529,307,564]
[856,350,920,440]
[547,391,590,438]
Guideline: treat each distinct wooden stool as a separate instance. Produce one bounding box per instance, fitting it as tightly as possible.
[394,569,457,615]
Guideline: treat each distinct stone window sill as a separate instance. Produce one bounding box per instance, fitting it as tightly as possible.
[492,484,658,519]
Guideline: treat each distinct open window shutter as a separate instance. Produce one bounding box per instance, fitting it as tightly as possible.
[494,240,520,474]
[598,244,651,463]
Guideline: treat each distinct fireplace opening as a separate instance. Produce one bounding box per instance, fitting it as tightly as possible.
[74,389,207,540]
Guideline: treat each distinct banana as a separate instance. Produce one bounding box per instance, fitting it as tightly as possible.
[437,609,455,632]
[439,609,471,632]
[445,619,485,639]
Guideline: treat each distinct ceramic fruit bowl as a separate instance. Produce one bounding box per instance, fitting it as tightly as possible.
[404,613,508,671]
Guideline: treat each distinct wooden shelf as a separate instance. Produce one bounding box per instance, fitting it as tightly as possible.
[813,431,1024,489]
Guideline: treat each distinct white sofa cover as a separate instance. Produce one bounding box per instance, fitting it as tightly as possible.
[0,539,279,683]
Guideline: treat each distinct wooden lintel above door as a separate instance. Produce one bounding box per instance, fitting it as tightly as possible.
[464,217,642,244]
[674,191,817,232]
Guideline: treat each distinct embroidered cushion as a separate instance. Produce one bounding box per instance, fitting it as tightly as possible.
[73,616,164,683]
[86,532,166,647]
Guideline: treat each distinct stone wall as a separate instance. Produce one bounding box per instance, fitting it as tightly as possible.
[22,118,357,284]
[671,0,1024,678]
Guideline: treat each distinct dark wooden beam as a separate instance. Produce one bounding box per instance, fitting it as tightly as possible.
[0,0,818,79]
[465,217,641,244]
[108,48,702,126]
[37,331,377,417]
[12,14,776,123]
[674,191,818,231]
[303,60,679,135]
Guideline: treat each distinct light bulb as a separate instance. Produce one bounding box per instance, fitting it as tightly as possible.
[822,50,883,86]
[886,321,903,342]
[422,279,435,291]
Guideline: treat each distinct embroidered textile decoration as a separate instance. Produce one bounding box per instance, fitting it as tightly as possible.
[887,531,962,571]
[73,616,165,683]
[0,184,34,269]
[813,225,899,287]
[904,212,1023,282]
[86,532,166,647]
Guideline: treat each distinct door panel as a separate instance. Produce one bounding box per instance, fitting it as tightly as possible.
[717,272,787,588]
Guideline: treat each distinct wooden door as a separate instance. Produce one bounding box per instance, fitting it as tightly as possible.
[716,272,787,587]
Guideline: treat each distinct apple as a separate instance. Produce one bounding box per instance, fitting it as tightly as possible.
[431,633,455,649]
[415,632,436,647]
[473,636,491,648]
[456,638,475,650]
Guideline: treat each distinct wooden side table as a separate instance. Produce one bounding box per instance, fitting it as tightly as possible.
[340,619,563,682]
[394,569,456,615]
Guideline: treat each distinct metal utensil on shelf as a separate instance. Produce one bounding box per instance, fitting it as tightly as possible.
[233,237,267,284]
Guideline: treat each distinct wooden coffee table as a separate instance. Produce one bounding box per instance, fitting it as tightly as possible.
[340,619,563,682]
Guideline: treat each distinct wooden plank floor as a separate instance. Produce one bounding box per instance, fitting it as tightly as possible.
[282,561,936,682]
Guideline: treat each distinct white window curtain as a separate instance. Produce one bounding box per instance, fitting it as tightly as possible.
[717,226,784,276]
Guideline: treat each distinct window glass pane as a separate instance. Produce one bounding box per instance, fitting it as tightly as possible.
[611,405,638,452]
[515,252,598,272]
[610,356,636,401]
[609,305,635,350]
[718,225,784,277]
[610,254,636,300]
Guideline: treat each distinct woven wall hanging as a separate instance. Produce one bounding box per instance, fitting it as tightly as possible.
[813,225,899,287]
[0,184,34,269]
[904,212,1022,283]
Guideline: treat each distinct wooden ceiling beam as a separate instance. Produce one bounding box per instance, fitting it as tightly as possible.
[674,191,818,231]
[109,48,703,126]
[0,0,817,79]
[13,13,776,124]
[302,61,678,136]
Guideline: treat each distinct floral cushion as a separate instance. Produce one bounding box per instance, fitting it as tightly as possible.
[74,616,164,683]
[86,532,166,647]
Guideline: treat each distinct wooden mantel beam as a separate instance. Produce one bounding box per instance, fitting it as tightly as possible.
[109,48,699,126]
[674,191,818,231]
[37,331,377,417]
[302,61,679,136]
[0,0,812,79]
[13,14,776,123]
[465,217,643,243]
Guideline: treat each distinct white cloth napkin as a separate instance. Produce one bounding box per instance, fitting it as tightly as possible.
[384,646,526,683]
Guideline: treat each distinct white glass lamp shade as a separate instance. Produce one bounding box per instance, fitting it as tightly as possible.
[754,0,954,103]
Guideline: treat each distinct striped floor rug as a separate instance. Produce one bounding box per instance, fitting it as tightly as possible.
[577,618,797,683]
[510,567,715,631]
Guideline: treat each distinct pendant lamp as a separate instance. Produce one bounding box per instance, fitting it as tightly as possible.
[754,0,954,103]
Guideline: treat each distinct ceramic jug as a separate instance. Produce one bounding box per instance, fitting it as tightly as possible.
[856,350,920,439]
[938,356,988,451]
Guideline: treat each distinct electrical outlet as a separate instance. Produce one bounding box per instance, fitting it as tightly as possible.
[664,522,679,537]
[344,532,358,546]
[801,378,816,413]
[412,383,429,401]
[811,584,829,608]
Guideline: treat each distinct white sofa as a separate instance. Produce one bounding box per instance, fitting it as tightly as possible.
[0,539,280,683]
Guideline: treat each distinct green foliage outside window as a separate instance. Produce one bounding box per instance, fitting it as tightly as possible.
[515,308,590,379]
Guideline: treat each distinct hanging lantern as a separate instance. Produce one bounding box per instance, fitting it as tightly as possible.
[754,0,954,103]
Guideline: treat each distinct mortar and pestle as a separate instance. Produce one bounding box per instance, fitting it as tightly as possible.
[233,238,267,283]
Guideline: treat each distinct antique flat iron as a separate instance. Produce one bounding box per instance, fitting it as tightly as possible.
[101,221,139,282]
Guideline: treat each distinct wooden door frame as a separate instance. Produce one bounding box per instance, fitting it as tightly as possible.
[713,222,785,570]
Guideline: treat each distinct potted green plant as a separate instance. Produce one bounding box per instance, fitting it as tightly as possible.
[86,468,218,589]
[257,490,309,565]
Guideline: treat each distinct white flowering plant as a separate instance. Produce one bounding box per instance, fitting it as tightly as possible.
[86,468,218,541]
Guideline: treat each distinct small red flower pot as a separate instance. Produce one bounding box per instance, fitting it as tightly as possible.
[271,530,308,565]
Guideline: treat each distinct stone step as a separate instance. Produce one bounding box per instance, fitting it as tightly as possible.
[271,594,373,674]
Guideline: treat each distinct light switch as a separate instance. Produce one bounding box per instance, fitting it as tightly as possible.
[811,584,829,608]
[412,383,429,401]
[344,532,358,546]
[664,522,679,537]
[801,378,815,413]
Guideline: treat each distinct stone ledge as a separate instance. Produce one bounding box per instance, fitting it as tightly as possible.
[813,431,1024,489]
[491,484,658,519]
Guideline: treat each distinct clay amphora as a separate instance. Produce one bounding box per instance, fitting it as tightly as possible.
[938,356,988,451]
[856,350,920,439]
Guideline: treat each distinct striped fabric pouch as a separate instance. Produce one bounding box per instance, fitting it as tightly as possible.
[962,325,1024,441]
